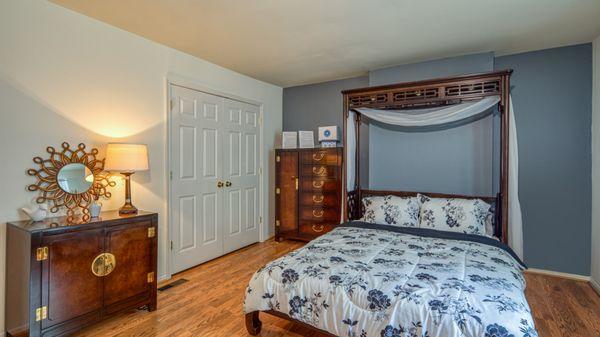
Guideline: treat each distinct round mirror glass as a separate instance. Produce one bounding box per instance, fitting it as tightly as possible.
[57,163,94,194]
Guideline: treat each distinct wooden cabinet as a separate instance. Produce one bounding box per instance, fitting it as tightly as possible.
[275,147,342,242]
[5,211,158,337]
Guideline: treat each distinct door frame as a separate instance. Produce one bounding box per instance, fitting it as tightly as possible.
[164,74,265,278]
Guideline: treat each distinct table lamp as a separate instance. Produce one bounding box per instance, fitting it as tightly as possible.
[104,143,149,214]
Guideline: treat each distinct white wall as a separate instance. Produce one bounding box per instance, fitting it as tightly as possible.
[592,35,600,289]
[0,0,282,333]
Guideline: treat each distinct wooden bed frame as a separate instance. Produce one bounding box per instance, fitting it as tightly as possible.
[343,70,512,244]
[245,69,513,335]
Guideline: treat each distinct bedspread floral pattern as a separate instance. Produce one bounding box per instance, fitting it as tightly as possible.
[244,226,537,337]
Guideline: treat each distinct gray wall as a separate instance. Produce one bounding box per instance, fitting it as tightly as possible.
[283,75,368,132]
[496,44,592,275]
[368,53,496,195]
[369,52,495,86]
[282,46,593,275]
[283,76,370,183]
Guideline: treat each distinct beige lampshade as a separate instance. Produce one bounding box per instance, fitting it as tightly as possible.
[104,143,149,172]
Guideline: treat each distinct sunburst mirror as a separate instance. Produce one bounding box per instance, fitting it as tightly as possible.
[27,142,116,221]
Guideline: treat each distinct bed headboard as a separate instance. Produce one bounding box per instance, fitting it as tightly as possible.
[347,189,503,239]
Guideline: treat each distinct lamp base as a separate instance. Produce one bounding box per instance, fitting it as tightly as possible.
[119,203,138,215]
[119,172,138,215]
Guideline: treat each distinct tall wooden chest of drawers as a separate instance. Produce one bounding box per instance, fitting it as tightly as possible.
[275,147,343,242]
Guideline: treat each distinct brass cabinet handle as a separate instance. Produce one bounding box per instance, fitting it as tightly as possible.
[313,195,324,203]
[295,177,298,190]
[312,153,325,161]
[217,181,224,188]
[312,210,324,218]
[225,181,232,187]
[91,253,116,277]
[312,224,324,232]
[312,181,324,188]
[312,166,326,176]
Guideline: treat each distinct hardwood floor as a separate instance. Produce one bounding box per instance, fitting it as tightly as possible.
[74,239,600,337]
[524,272,600,337]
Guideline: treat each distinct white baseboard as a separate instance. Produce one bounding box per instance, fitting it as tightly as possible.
[158,274,171,283]
[525,268,590,281]
[590,278,600,295]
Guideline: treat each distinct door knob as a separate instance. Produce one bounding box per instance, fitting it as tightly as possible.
[217,181,224,188]
[225,181,232,187]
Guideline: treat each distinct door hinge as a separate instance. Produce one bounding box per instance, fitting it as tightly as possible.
[275,220,280,227]
[170,99,175,111]
[258,116,263,125]
[259,216,262,224]
[36,247,48,261]
[147,272,155,283]
[148,227,156,238]
[170,241,174,250]
[35,306,47,321]
[275,187,280,194]
[259,167,262,175]
[276,155,280,162]
[170,171,173,180]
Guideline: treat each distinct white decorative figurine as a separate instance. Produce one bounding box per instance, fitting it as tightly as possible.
[22,201,49,222]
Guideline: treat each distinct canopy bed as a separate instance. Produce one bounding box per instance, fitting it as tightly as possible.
[244,70,536,337]
[343,70,520,250]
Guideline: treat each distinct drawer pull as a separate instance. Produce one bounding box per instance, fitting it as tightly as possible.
[312,181,324,188]
[295,177,299,190]
[313,195,324,203]
[91,253,116,277]
[313,210,324,218]
[312,153,325,161]
[313,167,326,176]
[312,224,324,232]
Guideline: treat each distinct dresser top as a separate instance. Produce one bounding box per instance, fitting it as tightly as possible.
[275,146,342,152]
[7,210,157,233]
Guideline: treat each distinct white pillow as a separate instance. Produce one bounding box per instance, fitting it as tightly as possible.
[418,194,492,236]
[360,195,420,227]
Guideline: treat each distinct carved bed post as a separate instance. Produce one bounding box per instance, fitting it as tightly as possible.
[343,94,349,222]
[499,73,511,244]
[245,311,262,335]
[355,112,362,219]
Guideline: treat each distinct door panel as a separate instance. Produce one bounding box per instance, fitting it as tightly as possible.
[103,220,153,307]
[223,99,260,253]
[171,85,225,273]
[41,229,104,329]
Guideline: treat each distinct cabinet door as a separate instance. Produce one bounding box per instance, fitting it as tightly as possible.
[276,151,299,235]
[103,219,155,313]
[41,229,104,330]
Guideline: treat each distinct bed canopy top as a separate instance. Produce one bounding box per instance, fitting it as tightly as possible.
[342,70,521,254]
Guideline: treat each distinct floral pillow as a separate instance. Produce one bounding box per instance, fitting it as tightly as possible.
[360,195,420,227]
[418,194,492,236]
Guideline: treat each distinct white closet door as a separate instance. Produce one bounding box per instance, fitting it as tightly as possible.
[222,99,260,253]
[170,84,261,274]
[170,85,225,273]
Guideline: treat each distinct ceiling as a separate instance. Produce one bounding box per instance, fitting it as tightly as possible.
[51,0,600,87]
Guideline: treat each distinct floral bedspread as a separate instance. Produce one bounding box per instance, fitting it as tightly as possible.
[244,223,537,337]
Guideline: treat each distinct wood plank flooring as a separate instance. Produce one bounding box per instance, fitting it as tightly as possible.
[74,239,600,337]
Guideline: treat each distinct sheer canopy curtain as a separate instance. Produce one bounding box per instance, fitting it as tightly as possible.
[345,96,524,259]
